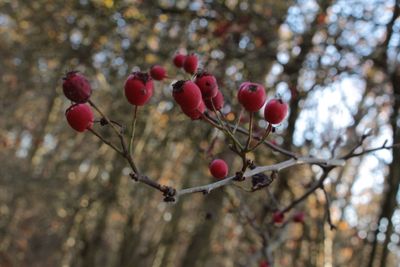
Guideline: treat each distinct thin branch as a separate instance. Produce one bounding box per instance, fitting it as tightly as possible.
[176,157,344,198]
[341,142,400,160]
[322,185,337,230]
[281,170,332,214]
[130,173,176,201]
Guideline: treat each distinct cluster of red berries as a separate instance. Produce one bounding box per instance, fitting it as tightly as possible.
[173,53,198,74]
[62,71,94,132]
[62,52,289,181]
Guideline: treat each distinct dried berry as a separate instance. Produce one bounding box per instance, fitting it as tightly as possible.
[62,71,92,103]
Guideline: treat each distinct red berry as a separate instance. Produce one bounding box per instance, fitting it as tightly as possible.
[272,211,284,224]
[264,99,288,124]
[172,80,202,110]
[65,104,94,132]
[62,71,92,103]
[259,260,270,267]
[173,53,186,68]
[205,90,224,111]
[293,211,305,223]
[194,70,218,99]
[124,72,154,106]
[150,65,167,81]
[237,82,266,112]
[182,100,205,120]
[237,81,251,102]
[209,159,228,179]
[183,54,198,74]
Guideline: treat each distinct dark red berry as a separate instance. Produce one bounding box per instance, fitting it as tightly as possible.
[237,82,266,112]
[264,99,288,124]
[150,65,167,81]
[259,260,270,267]
[293,211,305,223]
[172,80,202,110]
[183,54,198,74]
[124,72,154,106]
[65,104,94,132]
[209,159,228,179]
[182,100,205,120]
[195,70,218,99]
[205,90,224,111]
[173,53,186,68]
[62,71,92,103]
[237,81,251,102]
[272,211,284,224]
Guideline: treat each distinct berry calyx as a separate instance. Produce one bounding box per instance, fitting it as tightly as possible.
[272,211,284,224]
[173,53,186,68]
[172,80,202,110]
[205,90,224,111]
[62,71,92,103]
[182,100,205,120]
[264,99,288,125]
[237,82,266,112]
[150,65,167,81]
[194,70,218,99]
[65,104,94,132]
[124,72,154,106]
[183,53,198,74]
[209,159,228,179]
[293,211,305,223]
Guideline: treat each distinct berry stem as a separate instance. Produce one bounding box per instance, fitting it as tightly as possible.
[249,123,273,151]
[129,105,138,157]
[89,100,140,175]
[88,128,123,155]
[244,112,254,151]
[210,102,243,151]
[201,113,226,130]
[232,107,244,134]
[88,100,121,135]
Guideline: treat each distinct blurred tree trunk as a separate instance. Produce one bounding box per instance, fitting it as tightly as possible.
[369,68,400,267]
[179,152,234,267]
[77,157,124,267]
[367,3,400,265]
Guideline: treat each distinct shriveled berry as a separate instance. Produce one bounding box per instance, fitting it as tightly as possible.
[264,99,288,124]
[150,65,167,81]
[172,80,202,110]
[183,54,198,74]
[209,159,228,179]
[238,82,266,112]
[272,211,284,224]
[205,90,224,111]
[62,71,92,103]
[182,100,205,120]
[124,72,154,106]
[65,104,94,132]
[173,53,186,68]
[293,211,305,223]
[195,70,218,98]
